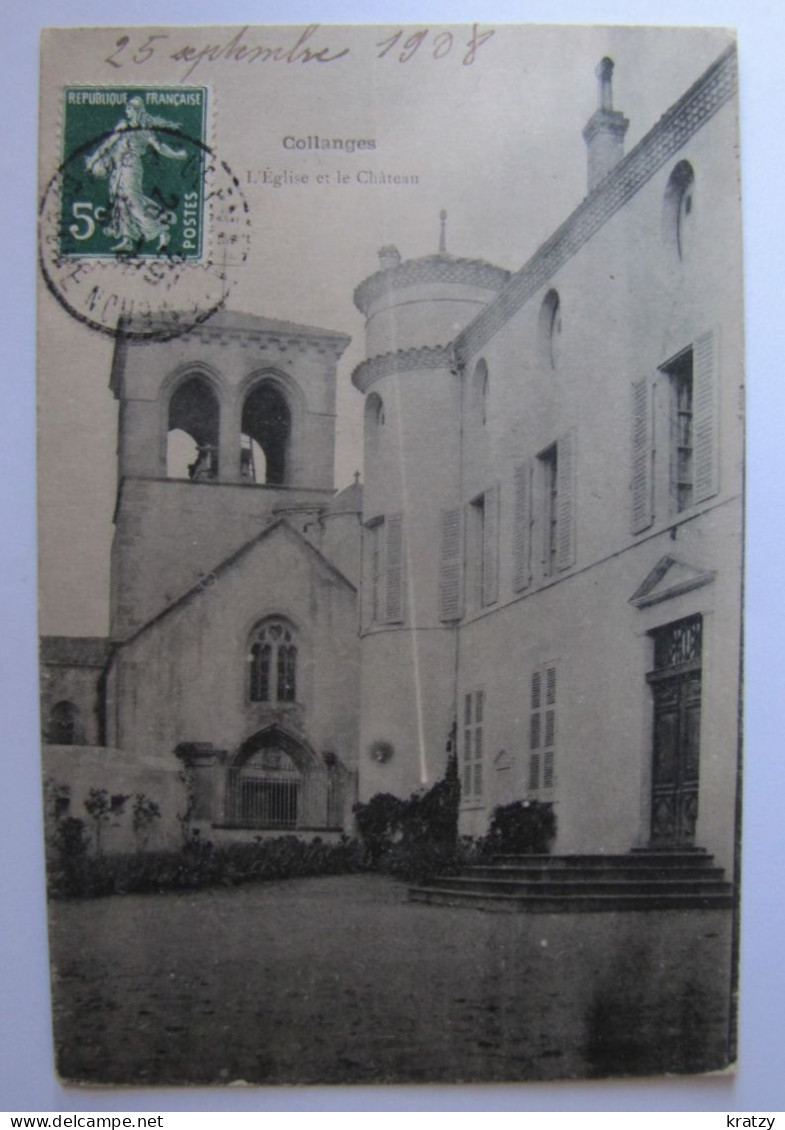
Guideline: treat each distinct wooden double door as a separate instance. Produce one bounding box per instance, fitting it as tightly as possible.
[648,616,703,847]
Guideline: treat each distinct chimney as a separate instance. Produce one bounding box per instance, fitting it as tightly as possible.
[582,57,629,193]
[378,245,401,271]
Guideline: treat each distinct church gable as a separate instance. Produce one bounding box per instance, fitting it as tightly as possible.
[106,516,359,765]
[118,517,356,652]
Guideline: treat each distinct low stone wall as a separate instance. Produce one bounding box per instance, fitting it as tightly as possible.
[42,745,186,854]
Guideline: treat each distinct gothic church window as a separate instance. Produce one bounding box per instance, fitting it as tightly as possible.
[241,381,291,485]
[249,619,298,703]
[166,375,220,481]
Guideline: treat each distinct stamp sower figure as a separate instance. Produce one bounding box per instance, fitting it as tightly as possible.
[85,96,187,252]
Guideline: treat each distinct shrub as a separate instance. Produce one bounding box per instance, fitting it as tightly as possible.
[353,746,462,883]
[483,799,556,856]
[353,792,406,866]
[47,834,362,900]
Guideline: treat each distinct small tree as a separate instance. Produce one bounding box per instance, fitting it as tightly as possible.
[83,788,129,856]
[132,793,161,850]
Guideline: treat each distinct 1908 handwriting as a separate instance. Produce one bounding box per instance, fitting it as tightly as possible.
[104,24,496,80]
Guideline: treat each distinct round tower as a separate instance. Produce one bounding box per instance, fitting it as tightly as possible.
[352,218,509,800]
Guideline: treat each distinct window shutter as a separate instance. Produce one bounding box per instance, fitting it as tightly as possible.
[543,663,557,790]
[483,483,500,605]
[513,462,532,592]
[439,507,464,621]
[556,430,576,571]
[631,377,654,533]
[693,330,718,503]
[385,513,404,623]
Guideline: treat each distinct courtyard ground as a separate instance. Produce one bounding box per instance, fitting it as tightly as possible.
[47,872,735,1086]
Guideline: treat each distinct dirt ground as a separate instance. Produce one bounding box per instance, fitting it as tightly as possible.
[47,872,735,1086]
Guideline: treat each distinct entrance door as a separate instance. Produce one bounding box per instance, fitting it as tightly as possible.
[647,616,702,847]
[231,745,302,829]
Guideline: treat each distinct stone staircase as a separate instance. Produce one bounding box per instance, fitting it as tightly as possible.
[408,849,734,912]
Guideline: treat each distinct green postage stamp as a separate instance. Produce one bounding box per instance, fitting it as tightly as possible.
[60,87,207,259]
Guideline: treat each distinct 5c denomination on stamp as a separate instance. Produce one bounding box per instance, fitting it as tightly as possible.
[39,85,251,341]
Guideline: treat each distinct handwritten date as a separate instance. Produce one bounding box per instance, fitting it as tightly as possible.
[376,26,494,66]
[104,24,496,79]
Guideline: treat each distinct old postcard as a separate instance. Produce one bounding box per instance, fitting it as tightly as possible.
[37,23,744,1085]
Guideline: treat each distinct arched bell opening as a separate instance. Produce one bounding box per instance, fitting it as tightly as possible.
[166,375,220,480]
[240,381,291,485]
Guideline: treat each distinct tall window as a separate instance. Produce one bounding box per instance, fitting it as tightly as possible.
[364,515,404,626]
[472,360,489,425]
[540,446,558,576]
[537,432,575,576]
[249,619,297,703]
[369,518,384,624]
[462,689,485,803]
[468,484,499,608]
[529,664,557,792]
[469,493,486,605]
[667,349,694,513]
[631,332,717,534]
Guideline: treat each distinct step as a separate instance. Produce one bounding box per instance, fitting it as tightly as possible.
[490,852,712,869]
[429,875,733,898]
[408,885,734,913]
[464,864,726,882]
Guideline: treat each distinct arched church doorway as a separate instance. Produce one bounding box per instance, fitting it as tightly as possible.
[225,725,338,830]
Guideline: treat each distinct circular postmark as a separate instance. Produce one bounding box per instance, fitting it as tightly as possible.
[39,102,251,342]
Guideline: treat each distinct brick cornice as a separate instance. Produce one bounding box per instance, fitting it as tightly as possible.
[455,44,738,362]
[352,344,455,392]
[354,255,510,315]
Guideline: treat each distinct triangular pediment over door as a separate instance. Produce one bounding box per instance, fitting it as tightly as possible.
[629,554,715,609]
